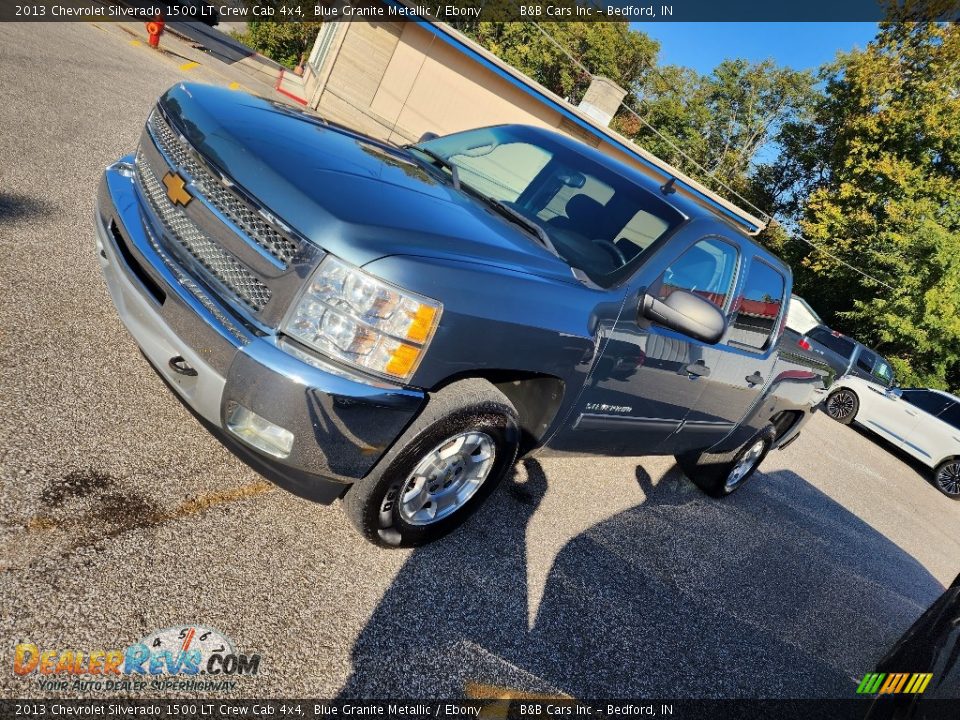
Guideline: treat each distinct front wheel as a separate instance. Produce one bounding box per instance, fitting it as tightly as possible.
[343,379,520,547]
[676,426,775,498]
[825,388,859,424]
[933,459,960,500]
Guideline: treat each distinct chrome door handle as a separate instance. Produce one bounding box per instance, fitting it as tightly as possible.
[905,410,917,416]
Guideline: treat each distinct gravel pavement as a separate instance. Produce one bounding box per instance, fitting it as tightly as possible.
[2,22,959,701]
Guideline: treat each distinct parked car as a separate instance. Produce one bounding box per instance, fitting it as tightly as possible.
[802,325,897,391]
[782,298,837,389]
[824,378,960,499]
[95,83,826,546]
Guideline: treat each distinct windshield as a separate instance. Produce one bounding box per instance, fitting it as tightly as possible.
[414,126,685,286]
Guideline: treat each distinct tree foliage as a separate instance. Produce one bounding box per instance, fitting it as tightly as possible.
[621,59,815,199]
[457,21,815,211]
[452,20,658,106]
[760,23,960,389]
[236,21,323,70]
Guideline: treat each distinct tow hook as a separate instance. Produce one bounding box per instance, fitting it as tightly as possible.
[168,355,197,377]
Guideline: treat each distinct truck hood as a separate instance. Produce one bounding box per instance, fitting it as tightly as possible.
[158,83,575,283]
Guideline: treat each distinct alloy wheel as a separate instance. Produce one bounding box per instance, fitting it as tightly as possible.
[397,431,496,525]
[725,439,766,492]
[936,462,960,496]
[827,391,856,420]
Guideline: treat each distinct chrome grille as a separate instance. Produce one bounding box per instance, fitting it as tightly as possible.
[135,149,271,311]
[140,219,250,346]
[147,111,299,266]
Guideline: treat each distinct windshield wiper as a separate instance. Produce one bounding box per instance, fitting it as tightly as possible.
[458,185,559,256]
[408,146,460,189]
[487,198,559,256]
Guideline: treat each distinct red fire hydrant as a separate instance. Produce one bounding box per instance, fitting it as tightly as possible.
[145,17,164,48]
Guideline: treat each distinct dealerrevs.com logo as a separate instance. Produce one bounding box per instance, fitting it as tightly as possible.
[13,626,261,692]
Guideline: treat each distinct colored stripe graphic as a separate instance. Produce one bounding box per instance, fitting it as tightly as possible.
[880,673,910,694]
[904,673,933,694]
[857,673,886,694]
[858,672,933,694]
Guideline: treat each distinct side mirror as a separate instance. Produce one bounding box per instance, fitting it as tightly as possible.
[419,131,439,143]
[640,290,727,344]
[886,386,902,399]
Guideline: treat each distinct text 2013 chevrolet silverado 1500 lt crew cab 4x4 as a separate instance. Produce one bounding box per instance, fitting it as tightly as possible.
[96,83,824,546]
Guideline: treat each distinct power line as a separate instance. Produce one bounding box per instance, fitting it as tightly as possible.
[531,21,898,293]
[786,233,896,291]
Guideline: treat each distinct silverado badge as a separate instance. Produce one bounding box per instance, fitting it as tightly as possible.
[162,170,192,207]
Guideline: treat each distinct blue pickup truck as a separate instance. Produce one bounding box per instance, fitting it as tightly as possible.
[95,83,825,546]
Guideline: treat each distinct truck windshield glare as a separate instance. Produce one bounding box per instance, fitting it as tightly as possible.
[416,125,685,286]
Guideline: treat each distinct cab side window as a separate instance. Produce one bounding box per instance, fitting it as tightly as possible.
[655,238,738,310]
[728,259,786,350]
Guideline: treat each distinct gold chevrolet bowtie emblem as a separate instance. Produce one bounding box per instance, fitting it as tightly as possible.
[162,170,192,207]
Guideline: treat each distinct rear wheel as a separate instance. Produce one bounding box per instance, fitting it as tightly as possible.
[933,459,960,500]
[825,388,859,424]
[343,379,520,547]
[676,425,776,498]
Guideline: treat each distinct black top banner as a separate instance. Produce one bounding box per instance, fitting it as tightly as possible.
[5,699,960,720]
[3,0,960,23]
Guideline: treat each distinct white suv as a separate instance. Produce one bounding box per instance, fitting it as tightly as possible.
[824,378,960,499]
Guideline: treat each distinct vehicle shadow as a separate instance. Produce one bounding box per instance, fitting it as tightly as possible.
[845,422,942,490]
[336,459,945,699]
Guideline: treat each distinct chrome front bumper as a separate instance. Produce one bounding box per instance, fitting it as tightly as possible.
[95,157,426,503]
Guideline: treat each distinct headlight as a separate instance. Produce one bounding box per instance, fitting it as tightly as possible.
[281,256,441,381]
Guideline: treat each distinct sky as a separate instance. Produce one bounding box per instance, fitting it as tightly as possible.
[634,22,879,74]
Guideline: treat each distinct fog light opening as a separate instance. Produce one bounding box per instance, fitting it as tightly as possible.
[226,404,294,459]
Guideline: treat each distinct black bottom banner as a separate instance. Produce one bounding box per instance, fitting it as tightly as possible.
[3,699,960,720]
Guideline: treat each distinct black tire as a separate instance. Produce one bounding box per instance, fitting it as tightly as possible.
[825,388,859,424]
[343,378,520,548]
[676,425,776,498]
[933,459,960,500]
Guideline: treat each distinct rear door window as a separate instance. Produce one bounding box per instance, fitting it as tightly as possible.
[901,390,953,416]
[808,328,857,359]
[937,402,960,430]
[728,259,786,350]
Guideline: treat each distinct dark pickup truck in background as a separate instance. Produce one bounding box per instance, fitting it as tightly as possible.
[96,83,827,546]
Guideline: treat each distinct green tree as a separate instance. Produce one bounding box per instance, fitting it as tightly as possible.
[236,20,323,70]
[452,20,658,105]
[761,22,960,389]
[455,21,814,214]
[621,60,815,201]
